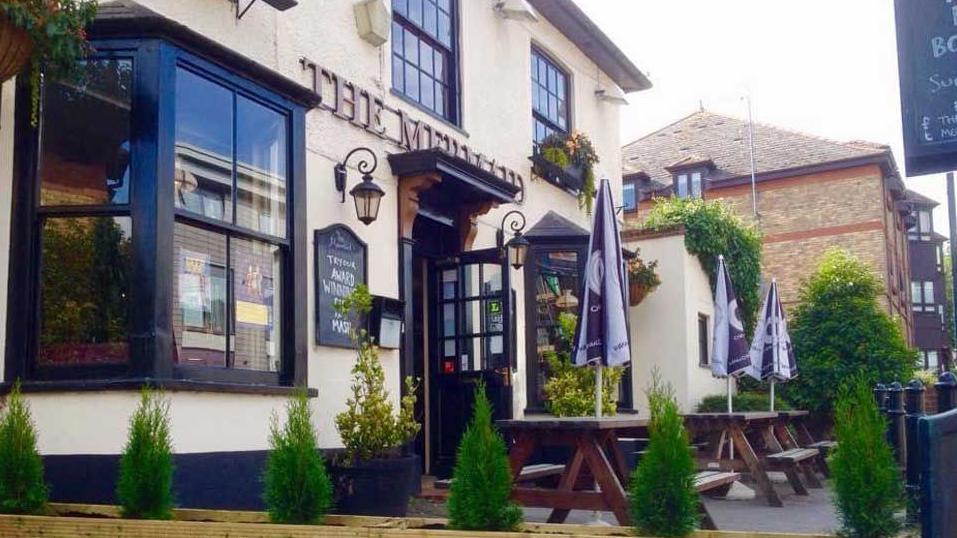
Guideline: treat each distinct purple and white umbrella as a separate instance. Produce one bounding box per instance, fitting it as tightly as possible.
[748,279,797,411]
[572,178,631,417]
[711,255,752,412]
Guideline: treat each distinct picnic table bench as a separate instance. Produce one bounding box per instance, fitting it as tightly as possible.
[694,470,740,530]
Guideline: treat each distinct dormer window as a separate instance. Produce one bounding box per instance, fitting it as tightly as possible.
[674,170,703,199]
[908,209,932,241]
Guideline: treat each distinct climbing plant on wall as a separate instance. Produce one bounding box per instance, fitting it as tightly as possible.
[643,196,762,336]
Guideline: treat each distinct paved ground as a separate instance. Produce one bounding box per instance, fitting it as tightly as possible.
[413,479,841,535]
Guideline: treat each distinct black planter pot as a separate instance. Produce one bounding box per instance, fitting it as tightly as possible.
[329,454,419,517]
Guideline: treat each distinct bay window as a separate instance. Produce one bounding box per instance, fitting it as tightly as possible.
[7,38,307,390]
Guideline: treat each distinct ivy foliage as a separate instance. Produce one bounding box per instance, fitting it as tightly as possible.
[543,312,623,416]
[334,285,420,462]
[644,197,762,336]
[0,380,48,514]
[785,249,916,416]
[630,372,699,537]
[830,376,904,538]
[447,382,522,531]
[117,386,174,520]
[263,389,333,525]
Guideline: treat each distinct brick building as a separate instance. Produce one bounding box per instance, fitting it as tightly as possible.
[904,190,951,371]
[622,111,912,342]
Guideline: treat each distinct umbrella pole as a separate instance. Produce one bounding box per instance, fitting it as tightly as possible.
[595,363,603,418]
[727,376,732,413]
[770,378,776,412]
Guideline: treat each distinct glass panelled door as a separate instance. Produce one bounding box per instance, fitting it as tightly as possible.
[430,247,512,477]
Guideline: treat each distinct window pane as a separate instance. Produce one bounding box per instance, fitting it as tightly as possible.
[404,29,418,64]
[236,97,288,238]
[924,281,934,301]
[623,183,636,210]
[174,223,227,367]
[676,175,689,198]
[39,216,132,366]
[424,0,437,36]
[920,211,931,233]
[392,21,403,54]
[232,237,282,372]
[691,172,702,197]
[434,82,445,116]
[405,63,420,101]
[409,0,422,25]
[438,11,451,47]
[175,68,234,222]
[392,0,406,16]
[392,55,405,92]
[420,73,434,109]
[40,59,133,206]
[420,41,433,75]
[912,281,921,303]
[928,351,939,369]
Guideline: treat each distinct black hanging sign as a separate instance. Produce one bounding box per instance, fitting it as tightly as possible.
[895,0,957,176]
[315,225,367,348]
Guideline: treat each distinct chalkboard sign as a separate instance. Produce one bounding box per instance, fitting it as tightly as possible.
[315,225,367,348]
[895,0,957,176]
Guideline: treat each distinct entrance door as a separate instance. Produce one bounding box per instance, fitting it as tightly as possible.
[430,248,513,477]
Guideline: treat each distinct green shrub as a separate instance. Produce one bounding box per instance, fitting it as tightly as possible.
[543,312,623,416]
[630,372,699,537]
[643,197,762,336]
[448,382,522,531]
[786,249,916,416]
[117,386,174,520]
[263,389,333,524]
[696,391,791,413]
[830,376,904,538]
[0,380,48,514]
[334,285,420,462]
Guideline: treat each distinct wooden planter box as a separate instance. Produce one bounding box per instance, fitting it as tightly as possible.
[0,503,834,538]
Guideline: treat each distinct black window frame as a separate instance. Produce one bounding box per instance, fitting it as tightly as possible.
[622,180,637,213]
[673,169,704,199]
[531,46,571,146]
[697,313,710,368]
[5,38,308,392]
[908,209,933,241]
[911,279,937,312]
[391,0,460,125]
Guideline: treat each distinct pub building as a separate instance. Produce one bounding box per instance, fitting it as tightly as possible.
[0,0,649,507]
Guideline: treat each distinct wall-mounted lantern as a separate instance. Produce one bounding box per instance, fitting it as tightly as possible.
[334,147,385,226]
[498,210,529,270]
[234,0,298,20]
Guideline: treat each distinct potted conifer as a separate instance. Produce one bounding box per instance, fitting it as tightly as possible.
[330,285,421,517]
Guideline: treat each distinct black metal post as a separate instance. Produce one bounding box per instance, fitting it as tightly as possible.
[948,172,957,371]
[875,383,888,414]
[936,371,957,413]
[904,379,926,522]
[887,382,906,465]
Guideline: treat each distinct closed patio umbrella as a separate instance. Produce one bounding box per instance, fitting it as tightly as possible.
[710,255,752,413]
[748,279,797,411]
[572,178,631,418]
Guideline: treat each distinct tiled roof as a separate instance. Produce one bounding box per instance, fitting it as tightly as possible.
[622,111,896,192]
[905,189,939,208]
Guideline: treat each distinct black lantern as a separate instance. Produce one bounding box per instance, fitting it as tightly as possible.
[334,147,385,226]
[499,210,528,269]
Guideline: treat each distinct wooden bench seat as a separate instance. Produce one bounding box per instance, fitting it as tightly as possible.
[808,440,837,450]
[694,471,739,530]
[765,448,823,494]
[435,463,566,490]
[806,440,837,477]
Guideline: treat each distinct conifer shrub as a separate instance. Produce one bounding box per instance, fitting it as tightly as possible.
[0,380,48,514]
[263,389,333,524]
[630,372,699,537]
[116,386,174,520]
[830,376,904,538]
[447,382,522,531]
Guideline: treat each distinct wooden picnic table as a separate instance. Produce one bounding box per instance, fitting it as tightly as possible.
[682,412,791,507]
[497,416,649,525]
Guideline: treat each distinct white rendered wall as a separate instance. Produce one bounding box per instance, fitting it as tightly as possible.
[628,233,725,413]
[0,0,631,453]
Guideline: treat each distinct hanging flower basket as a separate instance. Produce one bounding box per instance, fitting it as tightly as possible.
[629,281,653,306]
[627,251,660,306]
[0,16,33,83]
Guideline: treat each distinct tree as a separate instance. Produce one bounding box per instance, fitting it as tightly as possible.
[263,389,333,524]
[629,372,699,537]
[0,380,48,514]
[447,383,522,531]
[117,386,174,520]
[785,249,916,416]
[830,377,904,537]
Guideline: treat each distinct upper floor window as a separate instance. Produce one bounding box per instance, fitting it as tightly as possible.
[908,209,932,241]
[392,0,458,123]
[622,181,637,212]
[531,48,569,144]
[912,280,937,312]
[675,171,703,199]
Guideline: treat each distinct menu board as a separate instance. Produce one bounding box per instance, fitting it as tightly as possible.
[315,225,367,348]
[895,0,957,175]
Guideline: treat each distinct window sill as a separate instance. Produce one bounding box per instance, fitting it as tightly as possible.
[0,378,316,397]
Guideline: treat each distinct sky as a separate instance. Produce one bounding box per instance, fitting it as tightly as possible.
[577,0,952,239]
